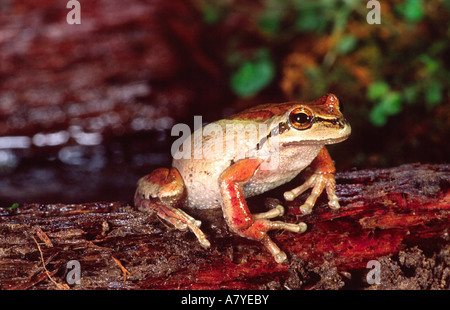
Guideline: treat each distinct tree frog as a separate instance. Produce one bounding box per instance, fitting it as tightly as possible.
[134,94,351,263]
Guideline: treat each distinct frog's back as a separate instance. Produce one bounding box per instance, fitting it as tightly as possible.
[171,119,263,209]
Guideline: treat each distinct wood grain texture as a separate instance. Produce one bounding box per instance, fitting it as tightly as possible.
[1,163,449,289]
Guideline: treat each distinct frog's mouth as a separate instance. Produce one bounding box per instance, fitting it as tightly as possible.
[281,123,351,147]
[280,140,326,148]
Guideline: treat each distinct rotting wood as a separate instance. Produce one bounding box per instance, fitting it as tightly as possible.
[0,163,448,289]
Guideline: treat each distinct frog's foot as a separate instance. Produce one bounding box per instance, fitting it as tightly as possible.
[135,168,210,248]
[283,172,339,215]
[240,218,307,263]
[137,198,210,248]
[283,147,341,215]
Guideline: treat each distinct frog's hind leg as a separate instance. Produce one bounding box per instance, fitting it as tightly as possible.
[219,159,307,263]
[134,168,210,248]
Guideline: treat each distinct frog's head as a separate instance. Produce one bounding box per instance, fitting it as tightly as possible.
[273,94,351,146]
[226,94,350,151]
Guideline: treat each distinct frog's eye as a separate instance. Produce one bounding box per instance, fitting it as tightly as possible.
[289,108,314,130]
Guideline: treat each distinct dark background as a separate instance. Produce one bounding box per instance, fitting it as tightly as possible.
[0,0,448,206]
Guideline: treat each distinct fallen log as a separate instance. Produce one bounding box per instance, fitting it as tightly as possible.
[0,163,448,290]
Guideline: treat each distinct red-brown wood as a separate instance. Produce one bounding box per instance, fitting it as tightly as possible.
[0,163,448,289]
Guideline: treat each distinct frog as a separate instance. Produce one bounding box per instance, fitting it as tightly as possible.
[134,93,351,263]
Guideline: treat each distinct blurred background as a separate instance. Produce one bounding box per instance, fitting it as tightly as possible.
[0,0,448,206]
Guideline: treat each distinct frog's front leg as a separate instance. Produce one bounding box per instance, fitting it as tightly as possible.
[284,147,340,214]
[219,159,306,263]
[134,168,210,248]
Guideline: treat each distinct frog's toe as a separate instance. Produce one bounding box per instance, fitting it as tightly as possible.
[328,198,340,210]
[253,205,284,219]
[296,222,307,233]
[197,236,211,249]
[325,183,341,210]
[270,220,307,233]
[162,207,211,248]
[299,203,313,215]
[274,251,287,264]
[283,190,296,201]
[288,172,342,215]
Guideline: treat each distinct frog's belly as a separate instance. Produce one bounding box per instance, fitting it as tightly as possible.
[184,180,223,209]
[173,158,227,209]
[180,170,301,210]
[173,159,303,210]
[243,171,300,198]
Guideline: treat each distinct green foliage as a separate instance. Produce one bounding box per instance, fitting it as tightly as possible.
[226,0,363,98]
[368,82,403,126]
[419,54,439,74]
[335,35,358,55]
[230,49,275,97]
[367,81,390,101]
[368,55,446,126]
[417,53,446,109]
[395,0,425,23]
[198,0,228,25]
[8,203,19,210]
[202,6,220,25]
[295,6,327,33]
[425,80,443,108]
[200,0,448,122]
[257,2,285,36]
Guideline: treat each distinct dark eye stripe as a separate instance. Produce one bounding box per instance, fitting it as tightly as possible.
[256,122,289,150]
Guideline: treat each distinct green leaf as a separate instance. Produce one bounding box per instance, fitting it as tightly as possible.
[8,203,19,211]
[444,0,450,9]
[295,8,323,32]
[367,81,390,101]
[395,0,425,23]
[336,35,357,55]
[369,92,403,126]
[379,92,402,115]
[419,54,439,74]
[369,104,388,127]
[258,10,282,36]
[231,50,275,97]
[425,80,443,108]
[203,9,219,25]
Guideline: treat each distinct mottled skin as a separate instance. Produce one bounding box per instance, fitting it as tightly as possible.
[135,94,351,263]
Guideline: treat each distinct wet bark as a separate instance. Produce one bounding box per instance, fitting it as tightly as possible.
[0,163,449,290]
